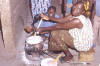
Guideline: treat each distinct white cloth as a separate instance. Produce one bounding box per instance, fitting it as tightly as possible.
[69,15,93,51]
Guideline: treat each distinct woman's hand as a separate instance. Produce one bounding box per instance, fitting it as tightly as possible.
[40,14,49,20]
[24,25,36,33]
[36,28,44,34]
[24,26,32,33]
[36,27,51,35]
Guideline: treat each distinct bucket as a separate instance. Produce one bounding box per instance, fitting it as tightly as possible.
[41,58,57,66]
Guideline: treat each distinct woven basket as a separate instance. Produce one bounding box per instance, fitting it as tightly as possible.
[78,48,95,62]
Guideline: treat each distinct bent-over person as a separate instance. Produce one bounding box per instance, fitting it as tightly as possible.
[37,2,94,62]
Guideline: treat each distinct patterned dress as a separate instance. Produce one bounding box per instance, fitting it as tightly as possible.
[31,0,51,18]
[49,15,93,52]
[49,30,74,51]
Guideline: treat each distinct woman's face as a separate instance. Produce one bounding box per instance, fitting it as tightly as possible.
[72,4,83,16]
[48,8,55,17]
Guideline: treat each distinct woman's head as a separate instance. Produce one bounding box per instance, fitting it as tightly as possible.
[48,6,56,17]
[72,2,85,16]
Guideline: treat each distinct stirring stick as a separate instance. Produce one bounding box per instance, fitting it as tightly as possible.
[34,19,42,36]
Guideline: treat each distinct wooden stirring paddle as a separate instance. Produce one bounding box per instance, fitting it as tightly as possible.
[34,19,42,36]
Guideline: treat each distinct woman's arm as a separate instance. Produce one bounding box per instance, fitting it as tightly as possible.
[41,14,72,23]
[37,18,83,33]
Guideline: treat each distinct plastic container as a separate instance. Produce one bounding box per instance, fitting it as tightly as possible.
[41,58,57,66]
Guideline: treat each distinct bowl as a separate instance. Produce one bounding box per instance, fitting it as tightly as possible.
[41,58,57,66]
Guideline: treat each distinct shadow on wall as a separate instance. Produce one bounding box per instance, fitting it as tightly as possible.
[96,0,100,16]
[0,19,1,30]
[10,0,33,45]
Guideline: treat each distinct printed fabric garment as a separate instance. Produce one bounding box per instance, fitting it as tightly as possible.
[49,30,74,51]
[31,0,51,18]
[69,15,93,51]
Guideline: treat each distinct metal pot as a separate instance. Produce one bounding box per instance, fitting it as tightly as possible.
[24,36,44,55]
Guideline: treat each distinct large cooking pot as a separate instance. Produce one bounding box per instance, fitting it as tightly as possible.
[24,36,44,55]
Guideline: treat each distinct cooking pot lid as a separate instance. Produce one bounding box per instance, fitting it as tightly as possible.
[26,36,43,44]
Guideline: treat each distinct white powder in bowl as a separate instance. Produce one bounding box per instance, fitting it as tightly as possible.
[26,36,43,44]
